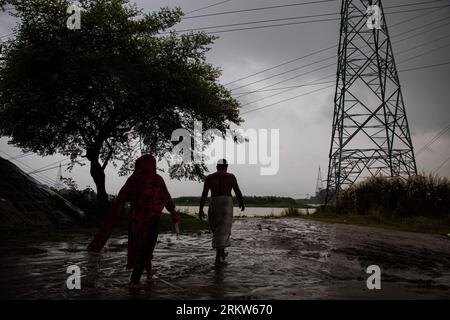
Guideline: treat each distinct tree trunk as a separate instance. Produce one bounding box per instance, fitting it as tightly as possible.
[90,159,108,202]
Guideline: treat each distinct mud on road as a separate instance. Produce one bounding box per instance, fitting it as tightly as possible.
[1,218,449,299]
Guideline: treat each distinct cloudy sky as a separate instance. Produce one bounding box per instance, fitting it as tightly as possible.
[1,0,449,199]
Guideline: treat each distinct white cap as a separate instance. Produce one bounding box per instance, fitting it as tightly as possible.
[217,159,228,165]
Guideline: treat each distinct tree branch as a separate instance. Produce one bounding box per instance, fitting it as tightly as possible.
[102,139,114,170]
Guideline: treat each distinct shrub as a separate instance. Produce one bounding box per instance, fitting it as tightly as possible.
[333,175,450,218]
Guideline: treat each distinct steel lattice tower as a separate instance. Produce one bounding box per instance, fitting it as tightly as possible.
[315,166,324,196]
[325,0,417,203]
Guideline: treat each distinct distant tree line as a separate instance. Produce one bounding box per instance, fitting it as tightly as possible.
[174,196,310,208]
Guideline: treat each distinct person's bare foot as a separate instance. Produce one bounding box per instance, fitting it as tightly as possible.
[128,281,148,290]
[221,250,228,261]
[146,269,156,282]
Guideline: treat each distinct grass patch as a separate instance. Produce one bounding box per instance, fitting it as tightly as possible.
[280,206,313,217]
[309,175,450,235]
[159,212,209,235]
[245,203,311,208]
[301,211,450,235]
[1,212,209,243]
[332,175,450,218]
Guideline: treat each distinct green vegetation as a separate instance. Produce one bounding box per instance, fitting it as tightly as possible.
[0,188,209,242]
[1,211,208,243]
[331,175,450,217]
[174,196,312,208]
[0,0,241,201]
[302,213,450,235]
[281,206,312,217]
[305,175,450,235]
[159,212,209,235]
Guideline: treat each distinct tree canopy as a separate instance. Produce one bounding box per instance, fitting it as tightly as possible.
[0,0,242,200]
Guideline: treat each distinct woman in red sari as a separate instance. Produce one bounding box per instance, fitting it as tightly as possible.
[88,154,179,288]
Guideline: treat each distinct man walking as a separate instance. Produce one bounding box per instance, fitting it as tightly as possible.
[199,159,245,266]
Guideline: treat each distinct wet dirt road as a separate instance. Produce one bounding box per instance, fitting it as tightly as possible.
[0,218,449,299]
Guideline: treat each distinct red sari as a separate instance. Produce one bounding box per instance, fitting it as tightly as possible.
[88,155,177,269]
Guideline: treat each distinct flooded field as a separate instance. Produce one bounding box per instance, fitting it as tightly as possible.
[0,218,449,299]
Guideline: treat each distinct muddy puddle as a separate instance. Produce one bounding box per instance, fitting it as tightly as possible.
[0,218,449,299]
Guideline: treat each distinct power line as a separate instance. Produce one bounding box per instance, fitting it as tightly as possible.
[7,151,34,160]
[224,7,448,88]
[2,0,447,41]
[179,12,339,32]
[416,125,450,155]
[1,1,448,119]
[1,1,444,105]
[221,34,442,115]
[396,34,450,57]
[397,42,450,65]
[225,45,336,87]
[398,60,450,72]
[230,80,336,95]
[184,0,232,16]
[28,160,85,175]
[172,4,450,35]
[232,31,450,122]
[202,5,450,34]
[240,73,335,107]
[0,150,57,186]
[433,156,450,174]
[240,57,450,116]
[184,0,445,20]
[0,0,338,40]
[390,15,450,43]
[239,35,450,107]
[393,18,450,46]
[231,55,336,93]
[0,32,14,40]
[233,41,449,111]
[175,17,341,34]
[389,3,443,28]
[27,157,89,175]
[238,63,336,101]
[229,14,450,96]
[27,157,72,174]
[234,30,450,102]
[183,0,338,19]
[383,0,448,10]
[240,83,335,115]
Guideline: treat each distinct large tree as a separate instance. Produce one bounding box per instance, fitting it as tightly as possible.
[0,0,241,201]
[0,0,8,10]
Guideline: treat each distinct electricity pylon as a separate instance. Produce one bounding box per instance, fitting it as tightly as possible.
[315,165,324,196]
[325,0,417,203]
[55,163,64,190]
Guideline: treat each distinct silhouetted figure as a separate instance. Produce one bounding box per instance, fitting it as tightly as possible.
[88,154,179,289]
[199,159,245,266]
